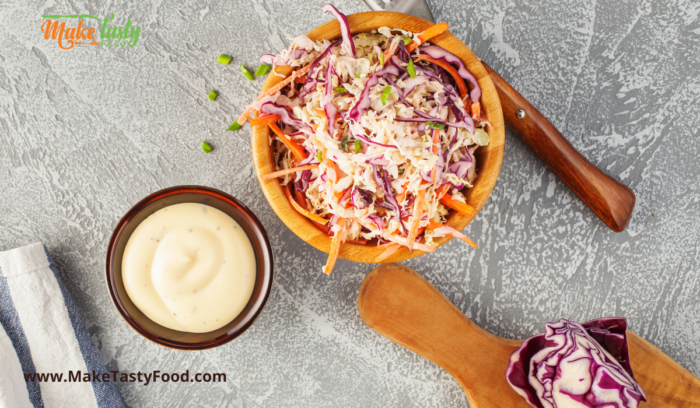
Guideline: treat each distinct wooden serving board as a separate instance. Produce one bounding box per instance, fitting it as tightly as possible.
[358,263,700,407]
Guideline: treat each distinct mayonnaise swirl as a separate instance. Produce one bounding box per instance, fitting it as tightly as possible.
[122,203,256,333]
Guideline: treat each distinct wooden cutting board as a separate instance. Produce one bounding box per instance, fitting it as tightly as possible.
[358,263,700,407]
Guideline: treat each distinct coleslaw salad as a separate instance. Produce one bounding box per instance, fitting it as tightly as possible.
[240,4,491,274]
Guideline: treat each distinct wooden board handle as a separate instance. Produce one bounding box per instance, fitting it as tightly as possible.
[482,63,635,232]
[358,263,529,408]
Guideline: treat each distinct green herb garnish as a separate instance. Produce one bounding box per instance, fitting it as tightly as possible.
[339,135,350,152]
[240,64,254,81]
[426,121,445,130]
[216,54,232,65]
[381,86,391,105]
[201,141,213,153]
[227,120,242,131]
[334,87,347,94]
[403,38,412,45]
[398,167,405,175]
[356,72,361,78]
[255,64,271,76]
[407,58,416,78]
[316,151,323,162]
[354,140,361,153]
[379,51,384,66]
[208,90,218,101]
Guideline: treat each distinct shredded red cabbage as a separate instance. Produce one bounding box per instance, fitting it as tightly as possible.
[322,4,355,57]
[299,39,342,99]
[259,54,275,65]
[324,62,339,137]
[351,187,373,209]
[261,102,308,130]
[348,65,400,122]
[418,45,481,103]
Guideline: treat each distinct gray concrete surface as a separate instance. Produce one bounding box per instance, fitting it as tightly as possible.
[1,0,699,406]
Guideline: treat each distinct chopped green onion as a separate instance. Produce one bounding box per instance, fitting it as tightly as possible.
[407,58,416,78]
[426,121,445,130]
[334,87,347,94]
[403,38,412,45]
[255,64,271,76]
[227,120,242,131]
[379,51,384,66]
[316,151,323,162]
[201,141,213,153]
[381,86,391,105]
[398,168,405,175]
[354,140,361,153]
[356,72,361,78]
[240,64,254,81]
[208,90,218,101]
[216,54,232,65]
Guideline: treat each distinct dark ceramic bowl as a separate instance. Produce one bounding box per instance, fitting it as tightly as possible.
[106,186,274,350]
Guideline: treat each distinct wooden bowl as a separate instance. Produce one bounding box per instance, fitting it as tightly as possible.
[105,186,274,350]
[252,11,505,263]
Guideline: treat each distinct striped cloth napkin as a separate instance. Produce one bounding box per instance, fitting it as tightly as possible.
[0,243,125,408]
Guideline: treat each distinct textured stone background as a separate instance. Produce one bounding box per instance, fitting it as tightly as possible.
[1,0,699,406]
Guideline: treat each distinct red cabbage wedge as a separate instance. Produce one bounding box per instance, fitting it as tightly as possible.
[506,318,646,408]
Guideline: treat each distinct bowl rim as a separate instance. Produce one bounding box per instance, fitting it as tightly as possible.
[251,11,505,264]
[105,185,274,350]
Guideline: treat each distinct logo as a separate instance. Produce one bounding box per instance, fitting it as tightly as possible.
[40,13,141,49]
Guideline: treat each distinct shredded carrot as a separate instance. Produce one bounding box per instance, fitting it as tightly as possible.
[324,148,341,183]
[283,184,328,225]
[324,218,346,275]
[293,187,307,209]
[440,193,475,216]
[471,102,481,119]
[431,130,440,184]
[268,123,307,162]
[388,234,436,252]
[405,22,450,53]
[406,189,426,250]
[395,181,411,205]
[357,214,436,253]
[376,243,401,262]
[463,96,472,114]
[312,219,330,234]
[436,183,451,199]
[262,165,318,180]
[415,55,467,98]
[237,63,312,125]
[249,114,281,127]
[294,75,307,83]
[335,186,350,202]
[382,39,400,66]
[347,238,368,245]
[427,220,478,248]
[315,109,326,117]
[432,129,440,154]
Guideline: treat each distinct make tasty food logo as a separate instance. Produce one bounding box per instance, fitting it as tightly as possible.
[40,13,141,50]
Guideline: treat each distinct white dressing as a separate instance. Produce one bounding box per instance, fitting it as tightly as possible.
[122,203,256,333]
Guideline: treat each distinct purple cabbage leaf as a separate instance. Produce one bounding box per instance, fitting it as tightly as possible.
[506,318,646,408]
